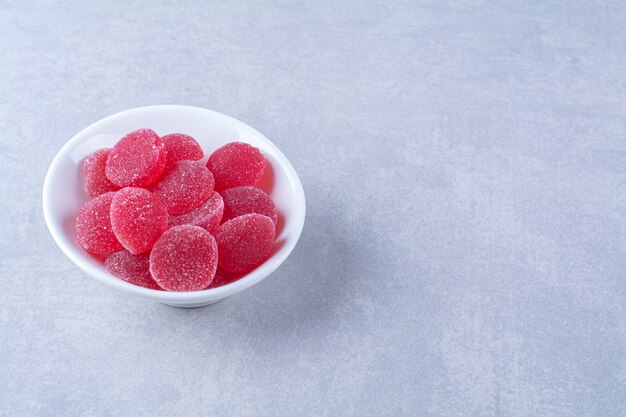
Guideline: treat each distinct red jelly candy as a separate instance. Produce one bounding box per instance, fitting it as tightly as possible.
[106,128,167,187]
[221,186,278,225]
[206,142,266,191]
[150,225,218,291]
[104,250,162,290]
[75,192,123,254]
[82,148,120,197]
[149,160,214,215]
[161,133,203,165]
[214,213,275,273]
[207,268,245,289]
[169,191,224,233]
[110,187,168,254]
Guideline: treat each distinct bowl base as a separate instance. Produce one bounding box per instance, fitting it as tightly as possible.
[161,299,225,309]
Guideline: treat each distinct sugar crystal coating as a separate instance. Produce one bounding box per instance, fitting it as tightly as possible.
[110,187,168,254]
[207,268,245,289]
[150,225,218,291]
[82,148,120,197]
[168,191,224,233]
[206,142,266,191]
[222,186,278,225]
[79,134,280,291]
[105,250,162,290]
[149,160,214,215]
[214,213,275,273]
[106,128,167,187]
[75,192,123,254]
[161,133,203,165]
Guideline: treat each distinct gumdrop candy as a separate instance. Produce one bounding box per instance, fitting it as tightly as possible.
[149,160,214,215]
[104,250,162,290]
[214,213,275,273]
[161,133,203,165]
[149,225,218,291]
[206,142,266,191]
[207,268,245,289]
[221,186,278,225]
[75,192,123,254]
[82,148,120,197]
[106,128,167,187]
[110,187,168,254]
[168,191,224,233]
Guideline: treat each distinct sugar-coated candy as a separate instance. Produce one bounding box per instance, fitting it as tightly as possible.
[149,160,214,215]
[168,192,224,233]
[150,225,218,291]
[106,128,167,187]
[214,213,275,273]
[82,148,120,197]
[206,142,266,191]
[77,131,280,292]
[104,250,162,290]
[76,192,123,254]
[110,187,168,254]
[207,268,245,289]
[222,186,278,225]
[161,133,203,165]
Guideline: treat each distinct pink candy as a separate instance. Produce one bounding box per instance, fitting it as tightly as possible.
[207,142,266,191]
[77,129,279,292]
[106,129,167,187]
[169,191,224,233]
[76,192,123,255]
[222,186,278,225]
[150,160,214,215]
[82,148,120,197]
[215,213,275,273]
[207,268,245,289]
[162,133,203,165]
[150,225,218,291]
[110,187,168,254]
[105,250,162,290]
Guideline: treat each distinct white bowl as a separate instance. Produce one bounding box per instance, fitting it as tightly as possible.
[42,105,306,308]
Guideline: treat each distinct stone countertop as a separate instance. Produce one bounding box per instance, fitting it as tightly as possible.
[1,1,625,416]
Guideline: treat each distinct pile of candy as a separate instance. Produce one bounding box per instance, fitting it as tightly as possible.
[76,129,278,292]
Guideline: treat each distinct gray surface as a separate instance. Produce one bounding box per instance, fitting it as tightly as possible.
[1,1,625,416]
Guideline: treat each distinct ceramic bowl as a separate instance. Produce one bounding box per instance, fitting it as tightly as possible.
[42,105,306,308]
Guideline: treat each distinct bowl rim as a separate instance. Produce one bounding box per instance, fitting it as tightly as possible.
[42,104,306,303]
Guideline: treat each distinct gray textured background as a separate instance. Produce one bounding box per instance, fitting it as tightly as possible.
[1,1,625,416]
